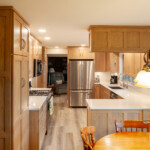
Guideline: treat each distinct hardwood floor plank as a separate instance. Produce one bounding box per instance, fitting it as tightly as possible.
[42,94,86,150]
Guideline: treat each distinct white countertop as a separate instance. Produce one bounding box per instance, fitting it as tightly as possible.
[87,82,150,110]
[29,96,47,111]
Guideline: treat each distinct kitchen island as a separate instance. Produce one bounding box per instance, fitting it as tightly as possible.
[87,82,150,140]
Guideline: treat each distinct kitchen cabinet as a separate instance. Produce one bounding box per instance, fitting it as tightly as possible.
[94,84,110,99]
[95,52,119,73]
[0,7,29,150]
[94,85,101,98]
[68,46,95,59]
[124,53,145,77]
[13,55,29,150]
[101,85,110,99]
[30,100,47,150]
[14,12,29,56]
[89,25,150,53]
[95,52,107,72]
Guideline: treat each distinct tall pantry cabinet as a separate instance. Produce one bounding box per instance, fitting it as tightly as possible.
[0,7,29,150]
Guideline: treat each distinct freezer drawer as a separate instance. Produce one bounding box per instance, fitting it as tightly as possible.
[69,90,93,107]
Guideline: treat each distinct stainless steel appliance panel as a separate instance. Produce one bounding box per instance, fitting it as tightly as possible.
[70,90,93,107]
[69,60,94,90]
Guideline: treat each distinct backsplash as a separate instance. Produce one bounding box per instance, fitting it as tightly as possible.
[95,72,111,83]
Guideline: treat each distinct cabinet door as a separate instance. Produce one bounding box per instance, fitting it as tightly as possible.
[91,28,108,51]
[94,85,100,98]
[22,24,29,56]
[124,53,134,77]
[13,55,29,150]
[110,53,119,74]
[14,13,29,56]
[134,53,141,77]
[95,52,106,72]
[14,14,22,55]
[68,48,82,59]
[82,48,95,59]
[21,110,29,150]
[21,56,29,111]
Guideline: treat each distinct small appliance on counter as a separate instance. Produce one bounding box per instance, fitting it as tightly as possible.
[110,75,118,84]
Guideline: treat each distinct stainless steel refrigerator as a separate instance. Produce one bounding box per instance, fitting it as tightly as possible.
[69,60,94,107]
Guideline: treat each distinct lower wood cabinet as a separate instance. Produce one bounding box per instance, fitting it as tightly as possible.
[87,108,147,140]
[94,85,101,98]
[94,84,110,99]
[29,100,47,150]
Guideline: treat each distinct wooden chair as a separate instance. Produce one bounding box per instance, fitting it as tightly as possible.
[115,120,150,132]
[81,126,96,150]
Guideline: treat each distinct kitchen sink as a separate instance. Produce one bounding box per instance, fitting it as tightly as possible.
[109,86,123,89]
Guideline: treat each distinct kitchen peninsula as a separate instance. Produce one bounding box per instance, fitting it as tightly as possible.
[87,82,150,140]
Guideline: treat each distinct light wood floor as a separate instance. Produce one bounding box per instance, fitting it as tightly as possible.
[42,94,87,150]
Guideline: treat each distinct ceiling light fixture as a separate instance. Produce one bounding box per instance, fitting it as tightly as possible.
[44,37,51,40]
[134,50,150,88]
[38,29,46,33]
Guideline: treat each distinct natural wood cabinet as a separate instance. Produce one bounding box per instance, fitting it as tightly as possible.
[87,108,144,140]
[124,53,145,77]
[95,52,107,72]
[95,52,119,73]
[94,84,110,99]
[89,26,150,53]
[68,46,95,59]
[0,7,29,150]
[14,12,29,56]
[101,85,110,99]
[13,55,29,150]
[30,100,47,150]
[94,85,101,99]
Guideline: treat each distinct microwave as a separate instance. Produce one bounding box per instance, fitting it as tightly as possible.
[33,59,42,77]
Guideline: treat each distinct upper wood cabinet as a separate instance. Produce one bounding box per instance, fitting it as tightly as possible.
[89,26,150,53]
[95,52,119,73]
[95,52,107,72]
[124,53,145,77]
[68,47,95,59]
[14,12,29,56]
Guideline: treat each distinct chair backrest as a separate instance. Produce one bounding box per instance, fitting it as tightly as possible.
[81,126,96,150]
[115,120,150,132]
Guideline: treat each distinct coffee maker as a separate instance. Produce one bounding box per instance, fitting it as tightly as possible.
[110,75,118,84]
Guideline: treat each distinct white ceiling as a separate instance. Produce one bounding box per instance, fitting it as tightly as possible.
[1,0,150,48]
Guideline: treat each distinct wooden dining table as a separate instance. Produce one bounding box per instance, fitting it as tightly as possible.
[93,132,150,150]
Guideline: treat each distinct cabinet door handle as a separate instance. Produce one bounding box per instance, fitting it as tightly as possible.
[21,39,26,49]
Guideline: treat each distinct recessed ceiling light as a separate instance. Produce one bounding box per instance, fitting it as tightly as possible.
[44,37,51,40]
[81,44,86,47]
[38,29,46,33]
[55,46,59,48]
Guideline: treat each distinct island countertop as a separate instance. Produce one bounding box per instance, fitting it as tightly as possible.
[29,96,48,111]
[87,82,150,110]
